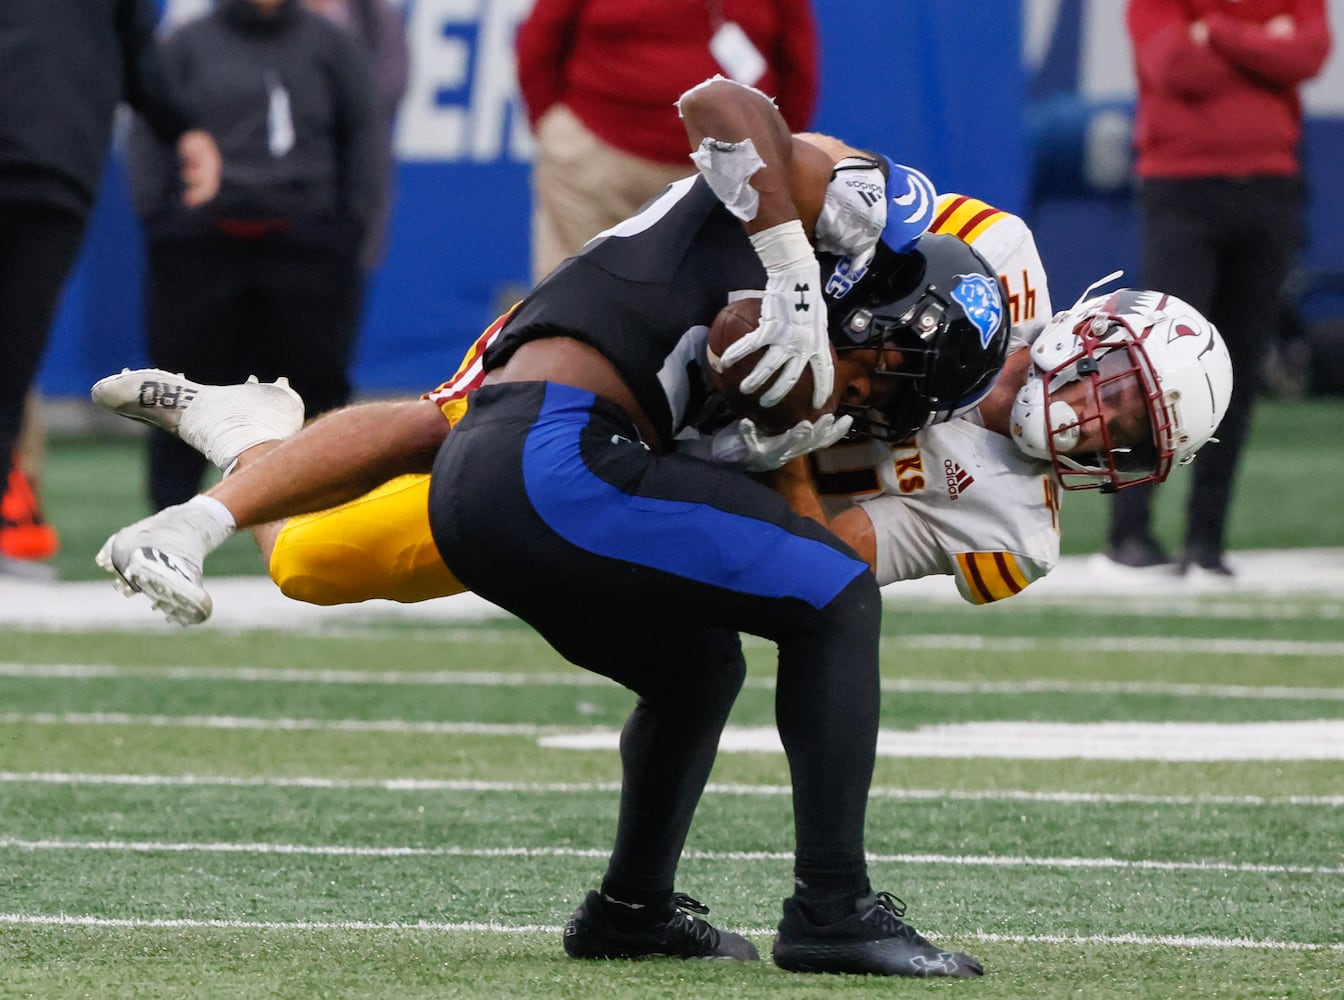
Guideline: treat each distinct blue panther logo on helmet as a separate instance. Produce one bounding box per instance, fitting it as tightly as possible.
[951,273,1003,348]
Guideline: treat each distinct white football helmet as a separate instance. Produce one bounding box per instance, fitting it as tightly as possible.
[1009,286,1233,491]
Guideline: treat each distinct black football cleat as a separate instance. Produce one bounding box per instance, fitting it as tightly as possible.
[1104,535,1173,569]
[563,890,760,961]
[773,891,984,978]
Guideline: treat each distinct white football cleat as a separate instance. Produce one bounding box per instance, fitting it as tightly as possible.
[95,503,231,626]
[91,368,304,470]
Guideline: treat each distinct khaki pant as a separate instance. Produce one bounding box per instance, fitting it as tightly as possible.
[529,104,695,285]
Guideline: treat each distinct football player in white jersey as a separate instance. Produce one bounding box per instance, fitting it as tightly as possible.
[790,274,1232,604]
[783,146,1231,605]
[800,188,1063,604]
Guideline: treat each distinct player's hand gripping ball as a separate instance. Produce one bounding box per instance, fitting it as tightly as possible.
[704,295,837,434]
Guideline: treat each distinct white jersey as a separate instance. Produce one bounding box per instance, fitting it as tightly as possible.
[815,418,1062,603]
[819,193,1061,604]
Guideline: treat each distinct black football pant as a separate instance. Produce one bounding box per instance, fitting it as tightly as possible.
[0,203,87,506]
[1110,176,1303,560]
[429,382,882,906]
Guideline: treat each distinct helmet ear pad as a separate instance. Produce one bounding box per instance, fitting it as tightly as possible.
[819,234,1011,443]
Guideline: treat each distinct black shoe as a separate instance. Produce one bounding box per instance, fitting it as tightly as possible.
[1179,550,1235,577]
[1104,536,1172,569]
[563,890,760,961]
[773,891,983,978]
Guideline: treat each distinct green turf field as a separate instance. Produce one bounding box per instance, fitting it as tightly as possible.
[3,598,1342,998]
[3,398,1343,997]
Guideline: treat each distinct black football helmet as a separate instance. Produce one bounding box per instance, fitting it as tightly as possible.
[820,232,1012,442]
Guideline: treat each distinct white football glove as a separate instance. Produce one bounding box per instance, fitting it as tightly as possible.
[813,155,888,277]
[719,219,833,411]
[708,413,852,471]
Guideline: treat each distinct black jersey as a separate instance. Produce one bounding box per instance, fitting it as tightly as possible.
[484,176,767,445]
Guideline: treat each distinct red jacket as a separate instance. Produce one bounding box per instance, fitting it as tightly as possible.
[1127,0,1330,178]
[516,0,818,165]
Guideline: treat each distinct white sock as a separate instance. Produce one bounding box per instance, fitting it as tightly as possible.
[183,495,237,551]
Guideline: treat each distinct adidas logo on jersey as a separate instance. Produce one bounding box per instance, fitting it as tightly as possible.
[945,460,974,500]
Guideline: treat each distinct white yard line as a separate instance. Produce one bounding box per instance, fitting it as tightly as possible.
[5,714,1343,759]
[4,837,1341,877]
[0,663,614,687]
[4,770,1342,807]
[6,661,1344,701]
[542,721,1344,761]
[883,635,1344,658]
[2,549,1343,631]
[0,912,1339,953]
[0,712,554,735]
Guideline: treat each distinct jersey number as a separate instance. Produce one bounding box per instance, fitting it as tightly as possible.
[1003,269,1038,326]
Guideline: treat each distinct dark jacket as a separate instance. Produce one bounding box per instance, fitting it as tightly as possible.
[0,0,194,217]
[130,0,382,250]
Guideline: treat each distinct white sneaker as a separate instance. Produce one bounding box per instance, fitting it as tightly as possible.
[91,368,305,470]
[95,503,233,626]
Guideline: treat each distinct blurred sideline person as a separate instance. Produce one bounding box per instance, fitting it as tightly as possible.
[98,77,1005,978]
[0,0,220,571]
[303,0,409,279]
[128,0,383,512]
[1106,0,1329,575]
[517,0,817,284]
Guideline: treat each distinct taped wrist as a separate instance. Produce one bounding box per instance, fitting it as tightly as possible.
[748,219,814,272]
[690,136,766,222]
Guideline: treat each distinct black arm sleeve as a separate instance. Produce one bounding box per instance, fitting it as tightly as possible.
[116,0,194,142]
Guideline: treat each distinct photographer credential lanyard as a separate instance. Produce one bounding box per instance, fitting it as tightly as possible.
[705,0,766,85]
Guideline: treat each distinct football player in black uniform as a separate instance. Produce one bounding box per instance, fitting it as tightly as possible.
[435,77,996,977]
[97,78,1007,977]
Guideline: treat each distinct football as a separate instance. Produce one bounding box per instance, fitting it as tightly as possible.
[704,295,836,434]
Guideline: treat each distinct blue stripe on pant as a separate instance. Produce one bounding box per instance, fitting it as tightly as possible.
[522,383,866,609]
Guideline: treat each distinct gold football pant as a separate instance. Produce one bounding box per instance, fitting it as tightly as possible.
[268,473,466,605]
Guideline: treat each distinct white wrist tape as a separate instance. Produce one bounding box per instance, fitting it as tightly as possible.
[690,136,766,222]
[748,219,814,272]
